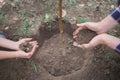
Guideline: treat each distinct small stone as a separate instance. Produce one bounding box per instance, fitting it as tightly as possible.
[79,4,85,7]
[111,5,115,9]
[48,60,52,63]
[62,52,66,56]
[53,56,56,59]
[5,26,10,30]
[60,62,63,65]
[13,16,18,21]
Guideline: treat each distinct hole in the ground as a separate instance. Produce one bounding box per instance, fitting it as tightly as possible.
[36,19,96,76]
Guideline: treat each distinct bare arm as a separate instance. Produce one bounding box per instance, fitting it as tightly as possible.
[98,15,118,34]
[73,15,119,38]
[0,42,38,60]
[0,51,20,60]
[0,38,19,50]
[0,38,33,50]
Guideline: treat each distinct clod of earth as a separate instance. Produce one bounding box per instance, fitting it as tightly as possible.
[19,42,33,52]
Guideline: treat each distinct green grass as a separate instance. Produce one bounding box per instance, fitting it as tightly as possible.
[77,18,90,23]
[18,9,27,20]
[22,20,29,36]
[0,11,8,24]
[43,13,55,23]
[90,52,114,64]
[31,60,39,73]
[69,0,77,5]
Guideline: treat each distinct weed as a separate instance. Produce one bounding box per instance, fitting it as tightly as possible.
[22,20,29,36]
[18,9,26,20]
[90,52,114,64]
[69,0,77,5]
[0,11,8,24]
[70,66,81,73]
[31,60,39,73]
[44,13,55,23]
[77,18,90,23]
[0,11,6,23]
[42,13,55,30]
[103,52,114,61]
[44,1,53,8]
[13,0,34,5]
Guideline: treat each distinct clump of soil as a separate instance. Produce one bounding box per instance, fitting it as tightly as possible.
[19,42,33,52]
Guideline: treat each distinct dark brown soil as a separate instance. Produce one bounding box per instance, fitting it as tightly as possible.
[0,19,120,80]
[0,0,120,80]
[19,42,33,52]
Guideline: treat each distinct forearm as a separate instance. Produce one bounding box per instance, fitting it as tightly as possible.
[97,15,118,34]
[0,51,19,60]
[95,6,120,34]
[0,38,19,50]
[76,15,118,34]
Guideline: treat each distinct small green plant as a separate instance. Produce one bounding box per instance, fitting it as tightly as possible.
[0,11,8,24]
[44,13,55,23]
[44,1,53,8]
[103,52,114,61]
[65,0,77,8]
[12,0,34,5]
[18,9,27,20]
[69,0,77,5]
[22,20,29,35]
[90,57,101,64]
[21,18,40,36]
[77,18,90,23]
[31,60,39,73]
[42,13,55,30]
[70,66,81,73]
[0,11,6,22]
[90,52,114,64]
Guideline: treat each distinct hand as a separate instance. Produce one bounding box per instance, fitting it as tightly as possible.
[73,22,100,38]
[73,42,86,49]
[73,23,87,39]
[16,42,38,58]
[15,38,38,51]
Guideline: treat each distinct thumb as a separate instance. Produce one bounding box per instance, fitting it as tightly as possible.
[77,23,86,27]
[29,45,38,55]
[23,38,32,42]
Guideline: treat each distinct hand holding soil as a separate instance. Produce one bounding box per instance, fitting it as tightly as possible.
[18,40,38,58]
[19,42,33,52]
[16,38,39,58]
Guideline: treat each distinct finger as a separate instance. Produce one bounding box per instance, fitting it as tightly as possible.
[73,42,84,49]
[29,41,38,44]
[29,45,38,56]
[73,35,77,39]
[77,23,83,27]
[77,23,85,27]
[29,42,38,47]
[73,42,79,46]
[31,43,39,47]
[23,38,32,42]
[73,29,79,35]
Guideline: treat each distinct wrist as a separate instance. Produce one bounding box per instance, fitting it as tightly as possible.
[14,42,20,51]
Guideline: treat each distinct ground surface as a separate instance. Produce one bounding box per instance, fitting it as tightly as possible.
[0,0,120,80]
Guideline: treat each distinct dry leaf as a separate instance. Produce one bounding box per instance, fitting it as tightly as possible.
[57,9,67,18]
[79,4,85,7]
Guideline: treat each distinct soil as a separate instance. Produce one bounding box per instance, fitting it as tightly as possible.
[0,0,120,80]
[19,42,33,52]
[0,19,119,80]
[37,31,95,76]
